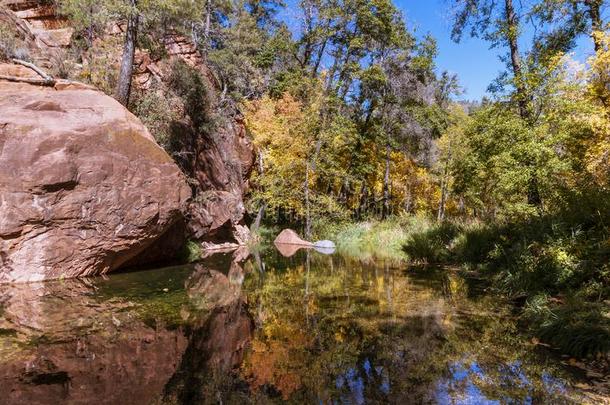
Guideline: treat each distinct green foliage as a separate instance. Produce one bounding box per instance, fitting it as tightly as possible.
[168,60,217,133]
[451,104,571,218]
[178,240,203,263]
[403,221,462,264]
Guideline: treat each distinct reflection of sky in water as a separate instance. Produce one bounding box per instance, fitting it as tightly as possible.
[334,358,390,404]
[333,355,567,404]
[542,372,567,396]
[436,362,501,404]
[434,360,568,404]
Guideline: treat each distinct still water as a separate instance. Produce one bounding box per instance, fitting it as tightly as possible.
[0,247,606,404]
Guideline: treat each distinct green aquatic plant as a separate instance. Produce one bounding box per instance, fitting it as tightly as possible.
[179,240,203,263]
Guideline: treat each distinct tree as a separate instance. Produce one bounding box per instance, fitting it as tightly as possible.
[60,0,208,106]
[532,0,608,54]
[435,104,468,221]
[450,0,545,207]
[450,0,531,120]
[115,0,139,106]
[57,0,113,47]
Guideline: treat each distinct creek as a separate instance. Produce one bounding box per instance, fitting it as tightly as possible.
[0,247,604,404]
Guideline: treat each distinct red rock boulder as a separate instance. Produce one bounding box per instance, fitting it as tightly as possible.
[0,64,191,282]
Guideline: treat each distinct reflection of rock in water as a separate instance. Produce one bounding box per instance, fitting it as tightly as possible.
[274,242,306,257]
[0,278,189,405]
[0,263,254,405]
[162,263,254,404]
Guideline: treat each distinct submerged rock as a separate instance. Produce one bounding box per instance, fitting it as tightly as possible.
[0,64,191,282]
[313,240,336,255]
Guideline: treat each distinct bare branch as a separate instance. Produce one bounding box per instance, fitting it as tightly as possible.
[0,74,56,86]
[11,58,54,82]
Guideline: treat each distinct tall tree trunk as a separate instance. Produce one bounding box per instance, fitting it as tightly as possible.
[585,0,608,108]
[252,150,266,232]
[585,0,603,52]
[505,0,542,208]
[311,37,328,77]
[357,182,367,220]
[203,0,212,55]
[382,142,391,220]
[437,163,449,221]
[115,0,139,107]
[253,203,266,232]
[404,188,412,213]
[305,162,312,239]
[505,0,528,121]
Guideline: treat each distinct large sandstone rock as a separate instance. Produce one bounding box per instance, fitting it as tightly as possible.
[2,1,255,249]
[0,64,191,282]
[274,229,313,246]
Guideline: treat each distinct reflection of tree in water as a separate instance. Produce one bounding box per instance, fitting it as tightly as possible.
[0,261,257,405]
[238,252,583,403]
[0,252,594,404]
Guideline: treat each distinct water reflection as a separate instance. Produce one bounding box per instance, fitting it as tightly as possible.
[0,249,605,404]
[0,259,253,405]
[274,242,336,257]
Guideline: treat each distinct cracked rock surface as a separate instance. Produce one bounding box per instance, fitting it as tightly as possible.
[0,64,191,282]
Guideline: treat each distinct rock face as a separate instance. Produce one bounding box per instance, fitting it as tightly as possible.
[0,64,191,282]
[2,1,255,253]
[135,49,255,247]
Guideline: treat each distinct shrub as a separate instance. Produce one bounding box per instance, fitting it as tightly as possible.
[178,240,202,263]
[132,85,183,150]
[403,221,462,263]
[0,21,29,62]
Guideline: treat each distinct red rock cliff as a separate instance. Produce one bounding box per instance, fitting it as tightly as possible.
[1,1,256,272]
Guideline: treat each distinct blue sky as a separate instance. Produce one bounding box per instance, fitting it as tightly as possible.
[398,0,503,100]
[397,0,602,100]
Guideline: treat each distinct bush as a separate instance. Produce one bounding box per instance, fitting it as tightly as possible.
[403,221,462,263]
[524,296,610,358]
[0,21,29,62]
[178,240,202,263]
[132,85,183,150]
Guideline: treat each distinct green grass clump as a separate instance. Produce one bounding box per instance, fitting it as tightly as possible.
[399,194,610,358]
[315,215,431,261]
[178,240,202,263]
[403,221,463,263]
[524,296,610,358]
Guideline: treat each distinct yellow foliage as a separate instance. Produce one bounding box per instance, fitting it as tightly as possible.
[585,32,610,186]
